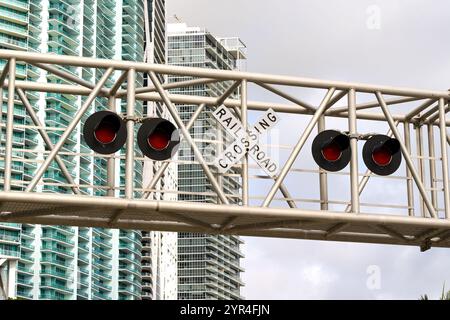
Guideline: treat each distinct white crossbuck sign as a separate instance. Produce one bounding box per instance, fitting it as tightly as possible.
[212,106,280,177]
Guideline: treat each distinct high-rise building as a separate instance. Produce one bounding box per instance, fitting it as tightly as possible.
[141,0,178,300]
[167,23,246,300]
[0,0,146,300]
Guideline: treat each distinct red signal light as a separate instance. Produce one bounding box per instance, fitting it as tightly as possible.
[372,146,392,166]
[312,130,350,172]
[363,135,401,176]
[148,129,171,151]
[321,142,342,162]
[94,121,117,144]
[83,111,127,154]
[138,118,180,161]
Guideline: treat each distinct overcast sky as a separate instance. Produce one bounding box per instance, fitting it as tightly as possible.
[167,0,450,299]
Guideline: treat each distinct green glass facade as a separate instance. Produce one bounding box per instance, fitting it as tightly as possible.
[0,0,145,300]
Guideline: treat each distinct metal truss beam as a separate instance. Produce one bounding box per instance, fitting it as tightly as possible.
[0,49,449,250]
[0,192,450,248]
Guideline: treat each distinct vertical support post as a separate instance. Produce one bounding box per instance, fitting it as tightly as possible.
[376,91,437,218]
[403,122,415,216]
[0,60,9,153]
[241,79,249,206]
[438,98,450,218]
[427,124,438,210]
[216,120,223,205]
[415,125,426,217]
[107,95,116,197]
[348,88,360,213]
[4,58,16,191]
[125,69,136,199]
[318,115,328,210]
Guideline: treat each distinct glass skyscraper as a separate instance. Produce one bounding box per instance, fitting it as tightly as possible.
[167,23,246,300]
[0,0,146,300]
[141,0,178,300]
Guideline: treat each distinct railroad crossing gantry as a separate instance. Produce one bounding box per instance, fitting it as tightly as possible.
[0,49,449,251]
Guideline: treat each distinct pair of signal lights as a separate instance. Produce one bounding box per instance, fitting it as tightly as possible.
[312,130,402,176]
[83,112,402,176]
[83,111,180,161]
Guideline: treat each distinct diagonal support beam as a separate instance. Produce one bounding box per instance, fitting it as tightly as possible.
[325,90,348,109]
[426,103,449,124]
[216,80,242,106]
[405,99,436,120]
[256,82,316,112]
[130,77,218,97]
[330,96,421,115]
[324,222,349,238]
[231,105,298,209]
[0,59,10,84]
[376,91,437,218]
[17,88,81,194]
[149,71,230,205]
[262,87,336,207]
[109,70,129,97]
[373,225,409,243]
[32,62,109,95]
[142,103,206,200]
[26,67,114,192]
[142,81,242,201]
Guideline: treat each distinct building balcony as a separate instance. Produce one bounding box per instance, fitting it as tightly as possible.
[93,248,112,259]
[0,233,20,244]
[40,281,73,295]
[18,265,34,276]
[93,270,112,282]
[0,0,29,11]
[118,265,141,277]
[17,290,33,300]
[118,285,140,298]
[0,7,28,25]
[92,291,110,300]
[41,244,74,259]
[118,253,137,264]
[78,254,89,265]
[21,241,35,252]
[20,252,33,262]
[41,232,74,246]
[41,268,68,280]
[40,256,73,269]
[77,290,89,300]
[0,34,27,50]
[39,292,67,300]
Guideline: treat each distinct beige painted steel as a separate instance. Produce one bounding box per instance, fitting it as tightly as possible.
[0,50,449,250]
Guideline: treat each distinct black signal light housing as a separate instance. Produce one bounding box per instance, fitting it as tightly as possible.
[83,111,127,154]
[363,134,402,176]
[312,130,351,172]
[137,118,180,161]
